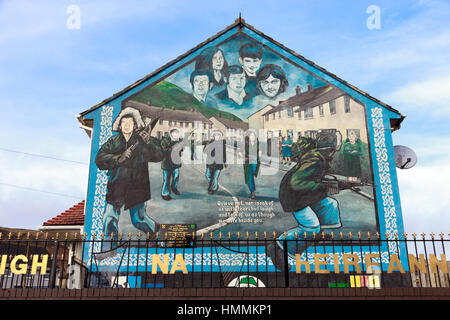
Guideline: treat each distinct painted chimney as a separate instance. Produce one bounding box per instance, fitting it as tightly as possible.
[295,85,301,95]
[308,83,313,91]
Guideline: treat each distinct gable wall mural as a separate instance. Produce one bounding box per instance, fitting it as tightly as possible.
[80,22,406,286]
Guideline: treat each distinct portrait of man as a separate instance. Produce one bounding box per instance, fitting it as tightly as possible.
[190,69,217,108]
[238,42,263,98]
[214,65,252,106]
[256,64,289,99]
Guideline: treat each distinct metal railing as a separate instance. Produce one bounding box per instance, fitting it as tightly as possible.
[0,231,448,290]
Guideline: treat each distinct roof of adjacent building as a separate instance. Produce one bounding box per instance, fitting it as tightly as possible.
[125,100,213,125]
[78,17,404,130]
[42,200,85,226]
[210,116,249,131]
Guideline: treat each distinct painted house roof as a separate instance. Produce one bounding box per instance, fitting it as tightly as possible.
[126,100,213,124]
[77,17,404,130]
[210,116,249,131]
[42,200,85,226]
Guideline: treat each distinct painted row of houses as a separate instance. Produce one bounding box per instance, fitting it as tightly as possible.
[125,100,249,140]
[123,83,367,145]
[248,84,368,143]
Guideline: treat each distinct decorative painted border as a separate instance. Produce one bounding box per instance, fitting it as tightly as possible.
[86,105,114,261]
[370,107,399,255]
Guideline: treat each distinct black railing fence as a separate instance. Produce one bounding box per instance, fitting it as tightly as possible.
[0,231,448,290]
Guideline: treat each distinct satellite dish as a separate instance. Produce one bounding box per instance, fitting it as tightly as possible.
[394,145,417,169]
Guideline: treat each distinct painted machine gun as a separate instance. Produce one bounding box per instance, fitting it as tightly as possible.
[322,174,375,201]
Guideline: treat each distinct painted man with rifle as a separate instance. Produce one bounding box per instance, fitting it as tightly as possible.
[95,107,163,244]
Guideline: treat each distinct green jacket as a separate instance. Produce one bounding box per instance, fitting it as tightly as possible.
[342,139,364,157]
[95,132,163,210]
[278,148,333,212]
[342,139,363,177]
[291,137,317,161]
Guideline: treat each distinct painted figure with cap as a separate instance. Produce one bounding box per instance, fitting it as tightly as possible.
[95,107,163,244]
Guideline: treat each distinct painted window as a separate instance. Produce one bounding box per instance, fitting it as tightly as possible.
[287,107,293,118]
[305,106,313,119]
[329,100,336,115]
[344,96,351,113]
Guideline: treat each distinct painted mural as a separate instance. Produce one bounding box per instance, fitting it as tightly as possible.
[91,33,379,271]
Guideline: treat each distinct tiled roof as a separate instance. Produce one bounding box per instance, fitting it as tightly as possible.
[43,200,85,226]
[126,100,213,124]
[210,116,249,131]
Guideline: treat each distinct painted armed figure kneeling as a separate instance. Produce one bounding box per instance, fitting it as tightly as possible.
[268,131,343,270]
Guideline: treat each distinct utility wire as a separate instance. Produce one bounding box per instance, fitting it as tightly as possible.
[0,182,83,199]
[0,147,88,165]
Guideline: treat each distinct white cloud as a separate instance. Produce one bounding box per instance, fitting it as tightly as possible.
[384,72,450,116]
[397,162,450,234]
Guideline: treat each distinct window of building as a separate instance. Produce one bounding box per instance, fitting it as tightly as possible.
[319,104,324,117]
[159,119,164,125]
[298,110,302,120]
[305,106,313,119]
[265,114,269,121]
[329,100,336,115]
[297,131,302,140]
[287,129,293,139]
[278,111,281,119]
[272,113,275,120]
[179,121,184,127]
[168,120,172,126]
[287,107,293,118]
[203,123,207,129]
[174,121,178,126]
[344,96,351,113]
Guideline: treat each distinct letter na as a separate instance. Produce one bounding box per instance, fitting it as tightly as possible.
[170,254,188,274]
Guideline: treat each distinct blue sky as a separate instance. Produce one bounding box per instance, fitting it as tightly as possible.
[0,0,449,234]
